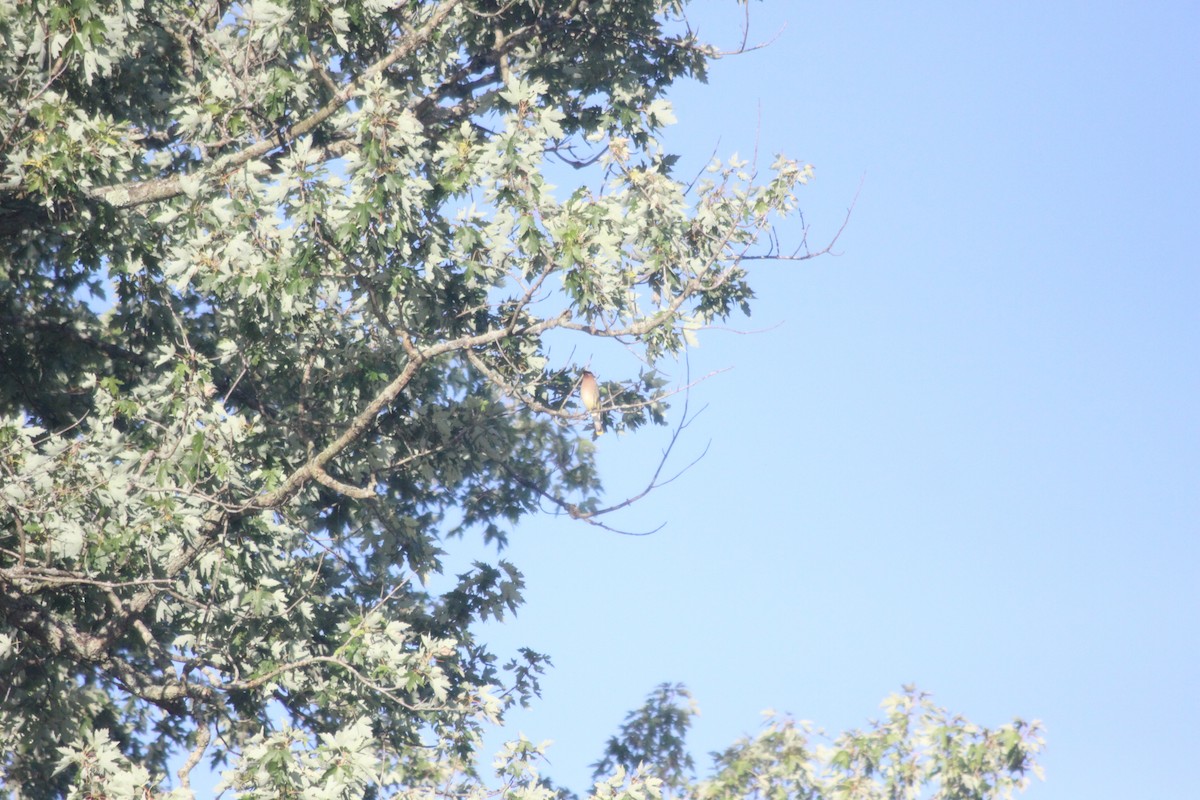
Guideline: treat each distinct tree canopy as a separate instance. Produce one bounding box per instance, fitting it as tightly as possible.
[0,1,1043,798]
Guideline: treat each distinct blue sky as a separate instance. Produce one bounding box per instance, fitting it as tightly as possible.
[461,3,1200,799]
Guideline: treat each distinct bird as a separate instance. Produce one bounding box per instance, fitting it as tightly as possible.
[579,370,603,436]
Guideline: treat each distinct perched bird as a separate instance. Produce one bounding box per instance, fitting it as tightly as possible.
[579,370,603,436]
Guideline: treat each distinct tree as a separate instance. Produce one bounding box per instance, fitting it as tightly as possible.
[602,684,1043,800]
[593,682,698,796]
[0,1,1042,798]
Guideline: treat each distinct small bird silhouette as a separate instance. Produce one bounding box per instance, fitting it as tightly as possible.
[579,370,603,436]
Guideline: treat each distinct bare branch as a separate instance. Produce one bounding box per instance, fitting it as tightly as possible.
[745,175,862,263]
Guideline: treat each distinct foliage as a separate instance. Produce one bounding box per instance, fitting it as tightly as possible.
[595,684,1044,800]
[700,686,1044,800]
[0,0,1041,798]
[593,682,697,795]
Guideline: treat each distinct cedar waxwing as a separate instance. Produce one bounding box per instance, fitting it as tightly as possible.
[579,370,603,436]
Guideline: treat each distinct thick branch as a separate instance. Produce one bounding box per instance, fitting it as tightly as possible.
[252,309,571,511]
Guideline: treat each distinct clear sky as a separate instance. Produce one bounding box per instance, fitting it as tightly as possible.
[458,3,1200,799]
